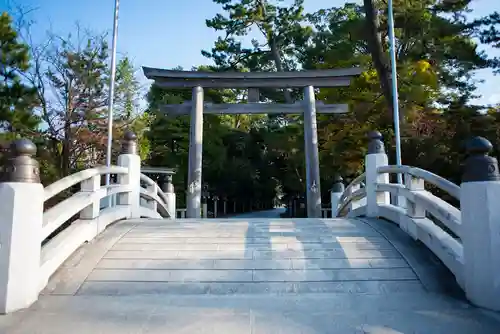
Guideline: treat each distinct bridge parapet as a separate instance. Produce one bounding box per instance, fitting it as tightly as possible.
[0,132,175,314]
[333,131,500,312]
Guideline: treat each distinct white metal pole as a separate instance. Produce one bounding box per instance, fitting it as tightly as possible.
[105,0,120,182]
[387,0,403,185]
[105,0,120,206]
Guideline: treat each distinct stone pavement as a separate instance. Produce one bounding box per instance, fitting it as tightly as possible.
[0,213,499,333]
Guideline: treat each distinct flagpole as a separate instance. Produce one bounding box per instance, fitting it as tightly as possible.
[387,0,403,185]
[105,0,120,187]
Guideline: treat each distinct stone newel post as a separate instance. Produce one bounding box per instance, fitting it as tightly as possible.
[365,131,390,217]
[460,136,500,312]
[0,139,43,313]
[223,196,227,216]
[213,195,219,218]
[162,174,176,219]
[201,195,208,218]
[330,174,344,217]
[117,131,141,219]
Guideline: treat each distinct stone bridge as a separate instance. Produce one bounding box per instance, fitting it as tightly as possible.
[0,131,499,333]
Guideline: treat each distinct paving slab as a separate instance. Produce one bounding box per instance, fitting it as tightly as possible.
[0,294,499,333]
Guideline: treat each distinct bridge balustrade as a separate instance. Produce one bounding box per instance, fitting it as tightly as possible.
[332,131,500,312]
[0,131,174,313]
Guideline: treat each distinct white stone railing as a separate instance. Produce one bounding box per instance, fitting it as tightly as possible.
[335,173,366,216]
[0,132,177,314]
[375,165,462,283]
[139,173,173,218]
[40,166,133,292]
[38,133,177,294]
[42,166,130,241]
[332,131,500,312]
[337,170,463,287]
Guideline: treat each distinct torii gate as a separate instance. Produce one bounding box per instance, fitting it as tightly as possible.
[143,67,362,218]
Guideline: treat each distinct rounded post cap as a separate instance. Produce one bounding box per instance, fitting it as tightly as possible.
[367,131,383,141]
[367,130,385,154]
[5,138,40,183]
[462,136,500,182]
[121,130,138,155]
[123,130,137,142]
[331,174,345,192]
[333,174,343,183]
[465,136,492,155]
[10,138,37,156]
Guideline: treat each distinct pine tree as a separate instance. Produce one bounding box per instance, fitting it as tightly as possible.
[0,12,39,137]
[115,57,140,120]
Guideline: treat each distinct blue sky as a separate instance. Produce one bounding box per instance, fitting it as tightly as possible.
[1,0,499,106]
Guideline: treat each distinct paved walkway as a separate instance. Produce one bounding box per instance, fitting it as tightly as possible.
[229,207,286,218]
[0,216,499,333]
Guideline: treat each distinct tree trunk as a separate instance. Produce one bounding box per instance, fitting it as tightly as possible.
[62,121,71,177]
[363,0,394,114]
[269,36,293,104]
[260,0,293,104]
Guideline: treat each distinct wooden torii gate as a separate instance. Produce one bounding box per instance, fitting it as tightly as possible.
[143,67,362,218]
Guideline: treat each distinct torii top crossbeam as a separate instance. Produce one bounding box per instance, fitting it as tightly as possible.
[143,67,363,88]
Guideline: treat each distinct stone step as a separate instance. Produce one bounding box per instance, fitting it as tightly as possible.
[118,235,389,244]
[87,267,417,282]
[112,241,395,251]
[102,248,402,260]
[80,218,417,297]
[96,258,409,270]
[76,280,424,296]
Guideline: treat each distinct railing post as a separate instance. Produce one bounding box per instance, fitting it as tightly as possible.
[117,131,141,219]
[330,175,344,217]
[146,183,158,212]
[202,193,208,218]
[162,174,176,219]
[213,195,219,218]
[460,137,500,311]
[0,139,43,313]
[402,173,425,239]
[365,131,390,217]
[347,184,363,212]
[80,175,101,220]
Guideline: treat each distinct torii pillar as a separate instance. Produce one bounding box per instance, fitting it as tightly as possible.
[186,86,204,218]
[303,86,322,218]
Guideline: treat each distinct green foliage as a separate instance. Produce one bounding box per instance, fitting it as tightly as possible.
[204,0,311,69]
[142,0,500,210]
[203,0,312,103]
[472,11,500,72]
[42,29,110,176]
[0,12,39,138]
[145,67,279,209]
[115,57,140,120]
[3,1,500,213]
[114,56,151,161]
